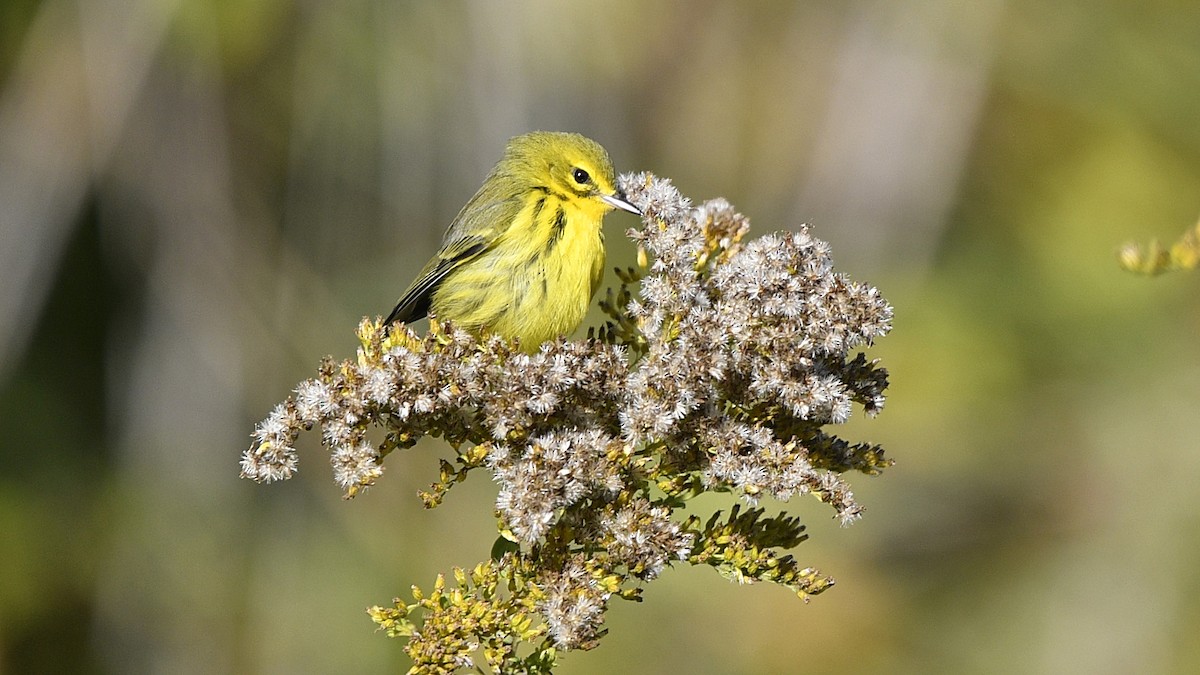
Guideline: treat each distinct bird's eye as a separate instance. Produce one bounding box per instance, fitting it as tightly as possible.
[572,167,590,184]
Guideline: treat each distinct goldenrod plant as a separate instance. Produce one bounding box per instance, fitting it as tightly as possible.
[242,173,894,673]
[1119,216,1200,275]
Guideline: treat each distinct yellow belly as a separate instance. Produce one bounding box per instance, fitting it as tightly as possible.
[431,199,605,349]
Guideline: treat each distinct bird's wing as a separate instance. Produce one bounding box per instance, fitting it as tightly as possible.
[385,195,523,327]
[441,188,526,246]
[384,235,487,326]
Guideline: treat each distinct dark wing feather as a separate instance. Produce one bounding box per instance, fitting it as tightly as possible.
[384,184,526,329]
[384,236,487,326]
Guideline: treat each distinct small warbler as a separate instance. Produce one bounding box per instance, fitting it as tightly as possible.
[385,131,640,349]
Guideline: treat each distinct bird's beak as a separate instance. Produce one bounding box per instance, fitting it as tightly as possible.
[599,191,641,215]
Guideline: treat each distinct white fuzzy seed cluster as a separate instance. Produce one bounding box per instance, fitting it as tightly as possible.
[616,173,891,521]
[242,172,895,655]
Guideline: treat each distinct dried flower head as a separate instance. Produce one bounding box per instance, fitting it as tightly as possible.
[243,173,894,672]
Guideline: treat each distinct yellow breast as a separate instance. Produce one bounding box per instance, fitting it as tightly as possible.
[431,193,606,349]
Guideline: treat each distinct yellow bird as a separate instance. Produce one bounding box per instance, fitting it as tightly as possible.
[385,131,640,349]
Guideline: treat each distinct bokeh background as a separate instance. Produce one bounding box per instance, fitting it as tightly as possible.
[3,1,1200,673]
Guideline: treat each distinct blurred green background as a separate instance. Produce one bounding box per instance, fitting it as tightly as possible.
[3,0,1200,673]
